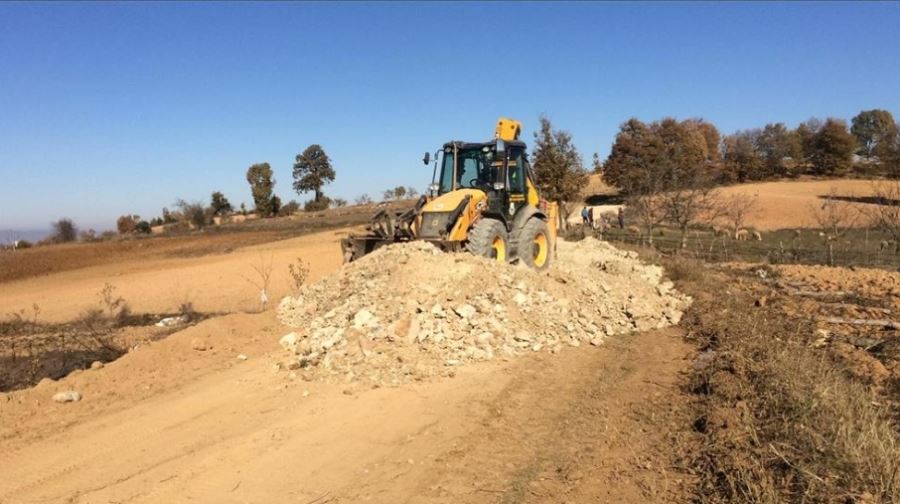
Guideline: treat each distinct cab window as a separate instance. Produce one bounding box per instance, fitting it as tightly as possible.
[508,151,526,193]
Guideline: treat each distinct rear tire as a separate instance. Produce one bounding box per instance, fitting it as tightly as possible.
[517,218,552,270]
[467,218,509,263]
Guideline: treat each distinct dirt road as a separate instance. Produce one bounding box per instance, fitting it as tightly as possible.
[1,313,692,503]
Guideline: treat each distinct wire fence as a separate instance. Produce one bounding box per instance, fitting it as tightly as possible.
[581,226,900,270]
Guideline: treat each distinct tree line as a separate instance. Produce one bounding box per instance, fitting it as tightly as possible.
[603,109,900,193]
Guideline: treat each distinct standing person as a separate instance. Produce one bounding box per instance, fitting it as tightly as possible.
[588,206,596,230]
[581,206,589,226]
[617,207,625,229]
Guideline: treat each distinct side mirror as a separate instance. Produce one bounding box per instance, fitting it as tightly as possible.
[423,152,431,165]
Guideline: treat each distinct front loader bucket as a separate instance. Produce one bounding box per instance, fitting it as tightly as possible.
[340,235,396,263]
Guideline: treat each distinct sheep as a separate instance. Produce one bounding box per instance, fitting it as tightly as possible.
[626,225,642,235]
[734,229,750,241]
[752,231,762,241]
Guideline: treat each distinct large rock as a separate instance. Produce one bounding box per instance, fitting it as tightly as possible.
[53,391,82,403]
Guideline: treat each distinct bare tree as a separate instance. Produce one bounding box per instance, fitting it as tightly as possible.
[813,189,860,265]
[240,254,275,311]
[661,187,721,249]
[720,193,759,237]
[355,194,373,206]
[627,195,667,246]
[864,181,900,250]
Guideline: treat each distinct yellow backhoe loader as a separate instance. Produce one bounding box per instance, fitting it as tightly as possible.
[341,118,558,270]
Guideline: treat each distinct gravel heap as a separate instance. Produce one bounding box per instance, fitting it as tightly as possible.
[277,238,690,385]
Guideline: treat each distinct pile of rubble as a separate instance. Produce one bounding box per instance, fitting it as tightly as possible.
[277,238,690,385]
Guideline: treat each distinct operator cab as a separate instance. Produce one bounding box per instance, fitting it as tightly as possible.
[427,139,533,224]
[434,140,528,195]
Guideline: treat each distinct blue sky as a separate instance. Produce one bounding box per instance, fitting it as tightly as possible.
[1,2,899,231]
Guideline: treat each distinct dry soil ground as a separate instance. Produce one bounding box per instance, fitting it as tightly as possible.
[0,228,352,323]
[3,179,895,503]
[0,224,696,503]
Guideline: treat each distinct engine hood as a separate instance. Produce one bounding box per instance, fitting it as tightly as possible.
[422,189,486,214]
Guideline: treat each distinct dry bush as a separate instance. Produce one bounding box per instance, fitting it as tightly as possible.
[287,257,310,293]
[673,262,900,503]
[98,283,131,325]
[662,256,705,282]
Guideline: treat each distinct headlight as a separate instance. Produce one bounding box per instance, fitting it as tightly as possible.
[493,182,505,191]
[428,183,439,194]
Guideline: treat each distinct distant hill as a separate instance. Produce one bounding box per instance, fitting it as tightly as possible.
[0,229,50,245]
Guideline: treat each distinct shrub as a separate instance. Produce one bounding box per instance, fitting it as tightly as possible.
[175,199,210,229]
[279,200,300,216]
[304,197,331,212]
[116,215,138,234]
[79,229,98,242]
[135,221,151,234]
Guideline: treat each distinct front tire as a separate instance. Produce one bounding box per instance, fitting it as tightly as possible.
[517,218,552,270]
[467,218,508,263]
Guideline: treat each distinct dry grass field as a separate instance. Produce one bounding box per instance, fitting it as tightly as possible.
[577,175,887,230]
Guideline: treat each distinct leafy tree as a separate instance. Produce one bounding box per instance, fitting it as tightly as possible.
[50,218,77,243]
[332,198,348,208]
[382,189,395,202]
[605,117,712,195]
[239,202,247,215]
[271,195,282,216]
[810,119,856,176]
[722,131,763,183]
[210,191,233,216]
[851,109,897,158]
[603,118,665,195]
[686,118,722,167]
[794,118,824,172]
[393,186,407,199]
[116,215,139,234]
[135,221,151,234]
[531,116,588,223]
[755,123,802,178]
[406,186,419,198]
[355,194,373,205]
[246,163,276,217]
[293,144,335,203]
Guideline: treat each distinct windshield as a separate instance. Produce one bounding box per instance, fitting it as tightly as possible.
[438,147,498,194]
